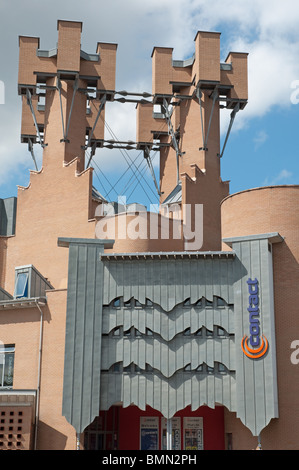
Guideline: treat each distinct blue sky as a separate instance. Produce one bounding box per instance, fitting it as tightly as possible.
[0,0,299,208]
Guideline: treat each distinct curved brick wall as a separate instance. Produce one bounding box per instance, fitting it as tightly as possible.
[97,212,184,253]
[221,185,299,449]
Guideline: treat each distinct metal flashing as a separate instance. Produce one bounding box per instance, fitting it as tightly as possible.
[194,31,221,42]
[92,186,107,203]
[57,19,83,32]
[172,54,195,68]
[223,232,284,247]
[100,251,235,261]
[58,237,115,248]
[37,48,57,58]
[0,297,46,310]
[80,50,99,62]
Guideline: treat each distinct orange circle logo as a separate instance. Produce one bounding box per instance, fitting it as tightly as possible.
[241,335,269,359]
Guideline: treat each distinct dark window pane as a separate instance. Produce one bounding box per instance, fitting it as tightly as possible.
[15,273,28,298]
[3,353,14,387]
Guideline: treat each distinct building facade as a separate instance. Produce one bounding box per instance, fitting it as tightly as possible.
[0,20,298,450]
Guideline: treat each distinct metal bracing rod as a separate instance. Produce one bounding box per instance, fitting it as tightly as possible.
[162,98,181,185]
[203,88,218,149]
[196,87,206,151]
[162,98,180,155]
[116,90,152,98]
[85,94,107,165]
[64,77,79,142]
[219,102,240,159]
[56,77,68,142]
[86,143,97,169]
[197,86,218,150]
[144,146,161,196]
[115,97,152,105]
[103,118,159,204]
[28,138,38,171]
[26,89,45,148]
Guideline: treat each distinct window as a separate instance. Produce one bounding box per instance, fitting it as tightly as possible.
[112,363,121,372]
[15,273,28,299]
[0,345,15,388]
[216,297,226,307]
[217,327,226,337]
[218,363,227,374]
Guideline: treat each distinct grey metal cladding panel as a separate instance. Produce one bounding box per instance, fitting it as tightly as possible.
[99,372,236,418]
[62,243,105,434]
[264,247,279,419]
[102,258,235,311]
[6,197,17,236]
[138,261,146,305]
[0,287,13,301]
[233,238,278,437]
[102,304,235,339]
[62,244,78,423]
[81,245,103,429]
[0,197,17,236]
[101,336,235,375]
[30,267,48,298]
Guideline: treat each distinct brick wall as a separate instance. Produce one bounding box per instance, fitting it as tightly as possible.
[221,186,299,450]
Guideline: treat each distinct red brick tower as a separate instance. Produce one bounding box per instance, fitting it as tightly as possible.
[136,32,248,251]
[3,21,117,293]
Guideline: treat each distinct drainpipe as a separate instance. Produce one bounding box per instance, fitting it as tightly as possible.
[34,299,44,450]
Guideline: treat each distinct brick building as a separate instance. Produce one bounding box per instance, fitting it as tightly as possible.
[0,20,298,450]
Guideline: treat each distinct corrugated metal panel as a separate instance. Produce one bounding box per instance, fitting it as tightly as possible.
[161,183,182,205]
[0,197,17,236]
[232,237,279,436]
[100,371,236,418]
[101,336,235,375]
[61,241,106,434]
[102,304,235,340]
[102,257,235,310]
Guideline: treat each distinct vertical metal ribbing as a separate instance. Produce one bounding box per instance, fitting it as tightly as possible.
[62,241,106,434]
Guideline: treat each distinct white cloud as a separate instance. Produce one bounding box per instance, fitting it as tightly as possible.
[253,130,269,150]
[263,169,293,186]
[0,106,39,189]
[1,0,299,195]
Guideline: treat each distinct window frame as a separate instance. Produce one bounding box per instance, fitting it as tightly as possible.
[14,272,29,299]
[0,345,15,389]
